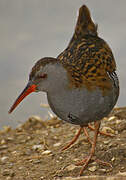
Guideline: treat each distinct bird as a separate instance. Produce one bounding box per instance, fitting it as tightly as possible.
[9,5,119,176]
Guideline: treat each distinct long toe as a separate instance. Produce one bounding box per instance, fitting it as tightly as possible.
[75,156,112,176]
[76,156,91,166]
[79,155,93,176]
[88,124,115,137]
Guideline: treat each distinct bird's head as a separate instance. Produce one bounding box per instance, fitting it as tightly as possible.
[8,57,64,113]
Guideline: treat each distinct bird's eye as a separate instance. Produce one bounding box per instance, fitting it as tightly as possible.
[38,73,47,79]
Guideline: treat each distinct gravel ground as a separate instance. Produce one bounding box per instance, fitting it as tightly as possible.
[0,107,126,180]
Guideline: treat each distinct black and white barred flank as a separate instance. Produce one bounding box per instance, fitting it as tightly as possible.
[107,71,119,88]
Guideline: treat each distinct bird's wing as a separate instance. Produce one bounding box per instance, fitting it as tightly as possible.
[58,37,117,96]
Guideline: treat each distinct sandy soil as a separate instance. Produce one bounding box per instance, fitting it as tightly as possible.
[0,107,126,180]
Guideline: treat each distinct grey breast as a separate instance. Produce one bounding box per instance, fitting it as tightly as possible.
[47,84,118,126]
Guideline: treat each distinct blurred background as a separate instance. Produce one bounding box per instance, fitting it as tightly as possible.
[1,0,126,129]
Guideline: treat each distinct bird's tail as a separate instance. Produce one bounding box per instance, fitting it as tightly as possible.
[74,5,98,38]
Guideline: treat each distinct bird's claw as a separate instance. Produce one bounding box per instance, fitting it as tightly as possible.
[76,155,112,176]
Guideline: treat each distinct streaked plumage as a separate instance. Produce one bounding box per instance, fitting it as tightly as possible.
[9,5,119,176]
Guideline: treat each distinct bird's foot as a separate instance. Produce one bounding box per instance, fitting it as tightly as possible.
[76,155,112,176]
[88,124,114,137]
[76,121,112,176]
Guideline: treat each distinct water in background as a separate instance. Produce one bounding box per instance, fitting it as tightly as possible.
[1,0,126,129]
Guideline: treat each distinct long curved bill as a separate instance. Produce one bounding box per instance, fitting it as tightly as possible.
[8,82,37,114]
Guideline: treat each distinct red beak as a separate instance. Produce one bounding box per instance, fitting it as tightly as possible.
[8,83,37,114]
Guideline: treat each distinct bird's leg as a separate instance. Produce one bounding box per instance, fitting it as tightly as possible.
[83,127,93,144]
[77,121,100,175]
[76,121,112,176]
[61,113,93,151]
[62,126,93,151]
[87,123,114,137]
[61,127,83,151]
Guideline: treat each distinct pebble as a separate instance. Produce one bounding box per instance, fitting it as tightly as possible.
[73,158,80,162]
[66,164,76,171]
[11,151,17,155]
[111,157,115,161]
[33,160,41,164]
[92,162,97,165]
[115,130,118,135]
[108,116,116,121]
[6,177,12,180]
[53,142,61,147]
[7,137,14,141]
[40,176,44,180]
[2,126,11,133]
[117,172,126,176]
[48,111,55,118]
[2,169,15,177]
[115,119,122,124]
[103,140,110,144]
[32,144,44,151]
[30,115,42,121]
[1,139,6,144]
[98,168,107,172]
[27,136,31,140]
[1,156,8,162]
[101,127,115,134]
[8,163,14,168]
[35,130,42,134]
[0,145,8,150]
[50,127,56,133]
[42,150,52,155]
[88,166,97,172]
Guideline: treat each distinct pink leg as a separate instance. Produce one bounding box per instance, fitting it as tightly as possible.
[75,121,112,176]
[83,127,93,144]
[88,123,114,137]
[62,127,83,151]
